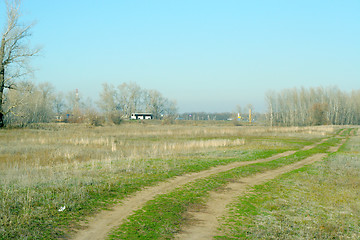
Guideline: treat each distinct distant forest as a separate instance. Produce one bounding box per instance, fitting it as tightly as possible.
[266,86,360,126]
[3,81,360,127]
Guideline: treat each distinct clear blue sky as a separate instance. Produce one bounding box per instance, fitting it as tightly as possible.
[1,0,360,113]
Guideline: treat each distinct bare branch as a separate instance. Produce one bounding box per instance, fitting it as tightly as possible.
[4,84,17,90]
[0,0,40,127]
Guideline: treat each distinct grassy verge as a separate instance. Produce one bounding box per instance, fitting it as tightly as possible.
[215,130,359,239]
[107,135,344,239]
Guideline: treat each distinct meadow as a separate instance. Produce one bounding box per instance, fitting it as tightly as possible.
[216,128,360,239]
[0,121,344,239]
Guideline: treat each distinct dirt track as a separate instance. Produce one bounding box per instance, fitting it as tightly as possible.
[71,137,333,240]
[174,138,347,239]
[174,153,327,240]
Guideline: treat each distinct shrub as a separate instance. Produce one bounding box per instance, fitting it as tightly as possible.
[109,113,123,125]
[87,111,105,126]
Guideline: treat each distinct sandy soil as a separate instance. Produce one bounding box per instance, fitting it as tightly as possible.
[71,136,336,240]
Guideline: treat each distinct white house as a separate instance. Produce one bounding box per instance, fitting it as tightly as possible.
[130,113,153,120]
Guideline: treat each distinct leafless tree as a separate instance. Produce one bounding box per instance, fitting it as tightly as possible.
[98,81,178,121]
[265,91,275,126]
[0,0,40,127]
[266,86,360,126]
[53,92,65,116]
[144,89,178,119]
[98,83,117,113]
[117,82,143,118]
[4,81,56,125]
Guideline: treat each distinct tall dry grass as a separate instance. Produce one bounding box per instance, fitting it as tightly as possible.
[0,122,339,199]
[0,123,336,168]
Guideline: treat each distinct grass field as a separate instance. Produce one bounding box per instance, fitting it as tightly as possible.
[107,133,346,239]
[216,129,359,239]
[0,121,348,239]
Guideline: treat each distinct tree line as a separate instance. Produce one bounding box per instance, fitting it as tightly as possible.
[266,86,360,126]
[2,80,177,126]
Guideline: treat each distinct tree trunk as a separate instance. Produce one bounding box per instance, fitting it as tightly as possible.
[0,34,5,128]
[0,66,4,128]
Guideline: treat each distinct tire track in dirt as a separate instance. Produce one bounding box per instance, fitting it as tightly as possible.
[175,139,347,240]
[301,137,327,150]
[71,151,294,240]
[71,137,329,240]
[328,138,346,153]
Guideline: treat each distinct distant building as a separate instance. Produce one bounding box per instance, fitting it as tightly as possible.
[130,113,153,120]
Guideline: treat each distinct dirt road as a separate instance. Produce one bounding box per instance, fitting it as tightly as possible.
[174,138,347,239]
[174,153,327,240]
[71,137,332,240]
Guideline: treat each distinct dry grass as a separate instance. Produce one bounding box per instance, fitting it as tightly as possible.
[0,122,336,169]
[0,121,341,239]
[0,123,340,192]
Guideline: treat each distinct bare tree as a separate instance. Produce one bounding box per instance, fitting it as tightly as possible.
[144,89,177,119]
[3,80,32,125]
[53,92,65,116]
[99,82,178,121]
[266,86,360,126]
[0,0,40,127]
[265,91,274,126]
[98,83,117,113]
[117,82,143,118]
[4,81,56,126]
[35,82,55,122]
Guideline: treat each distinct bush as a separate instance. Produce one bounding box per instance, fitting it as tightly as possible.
[86,111,105,126]
[109,113,123,125]
[232,119,242,126]
[162,116,175,125]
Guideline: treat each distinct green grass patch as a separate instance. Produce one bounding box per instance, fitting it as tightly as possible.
[339,127,352,137]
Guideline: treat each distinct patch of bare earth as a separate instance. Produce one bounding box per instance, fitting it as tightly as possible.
[328,138,346,153]
[301,137,328,150]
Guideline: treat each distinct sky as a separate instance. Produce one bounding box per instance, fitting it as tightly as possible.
[1,0,360,113]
